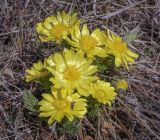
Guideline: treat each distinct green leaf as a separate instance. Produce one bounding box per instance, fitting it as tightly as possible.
[94,55,115,73]
[22,90,38,114]
[34,74,52,91]
[124,27,142,44]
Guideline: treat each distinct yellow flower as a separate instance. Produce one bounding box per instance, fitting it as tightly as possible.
[90,80,117,105]
[38,88,87,124]
[104,30,138,69]
[46,49,98,96]
[116,79,128,90]
[36,11,80,43]
[25,59,49,82]
[65,24,107,58]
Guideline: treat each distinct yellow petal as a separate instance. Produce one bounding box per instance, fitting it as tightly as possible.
[74,26,81,39]
[64,49,76,66]
[66,113,74,121]
[107,30,114,41]
[26,69,37,76]
[82,24,90,36]
[115,57,122,67]
[74,101,87,110]
[106,101,111,106]
[42,94,54,103]
[94,47,108,57]
[82,66,97,76]
[50,90,57,98]
[46,67,57,75]
[36,23,50,35]
[70,13,77,25]
[47,56,55,67]
[61,89,68,98]
[54,53,66,72]
[98,32,107,45]
[44,17,53,29]
[48,113,57,125]
[39,111,56,117]
[127,50,138,58]
[49,16,58,25]
[122,58,129,70]
[76,83,90,96]
[55,112,65,122]
[70,94,80,100]
[62,11,69,25]
[70,31,79,42]
[56,12,62,22]
[80,59,93,71]
[50,78,66,89]
[124,55,135,63]
[75,51,85,66]
[91,29,101,41]
[39,106,55,112]
[64,36,78,46]
[36,23,43,32]
[76,81,91,96]
[33,61,43,71]
[25,76,32,82]
[38,100,53,106]
[39,36,53,42]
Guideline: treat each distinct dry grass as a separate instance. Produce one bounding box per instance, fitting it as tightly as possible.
[0,0,160,139]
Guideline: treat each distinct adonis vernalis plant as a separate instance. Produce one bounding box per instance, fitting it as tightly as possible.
[90,80,117,106]
[116,79,128,90]
[104,30,139,69]
[39,88,87,124]
[24,11,139,129]
[36,11,80,43]
[26,59,49,82]
[65,24,107,58]
[46,49,98,96]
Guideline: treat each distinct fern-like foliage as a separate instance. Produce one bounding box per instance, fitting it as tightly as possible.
[87,97,102,120]
[124,27,142,44]
[22,90,38,114]
[57,119,81,136]
[94,55,115,73]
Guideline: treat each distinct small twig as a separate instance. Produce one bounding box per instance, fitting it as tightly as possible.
[25,0,30,8]
[101,0,145,19]
[141,109,160,120]
[153,53,160,70]
[138,64,160,76]
[93,0,97,16]
[84,117,96,132]
[97,114,103,140]
[49,121,58,138]
[0,30,19,36]
[69,0,75,15]
[117,97,160,139]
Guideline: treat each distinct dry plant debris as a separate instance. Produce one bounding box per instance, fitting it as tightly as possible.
[0,0,160,140]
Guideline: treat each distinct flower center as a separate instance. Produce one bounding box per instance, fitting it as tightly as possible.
[79,36,98,51]
[96,89,105,98]
[54,99,70,111]
[113,40,127,53]
[40,69,50,77]
[51,23,68,40]
[64,65,80,81]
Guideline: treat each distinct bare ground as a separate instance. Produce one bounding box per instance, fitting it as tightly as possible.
[0,0,160,140]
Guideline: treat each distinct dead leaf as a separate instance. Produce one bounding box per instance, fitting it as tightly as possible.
[102,121,112,129]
